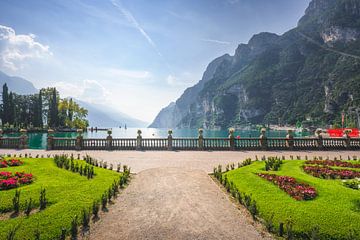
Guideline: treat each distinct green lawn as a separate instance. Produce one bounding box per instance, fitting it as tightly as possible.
[224,160,360,240]
[0,157,122,240]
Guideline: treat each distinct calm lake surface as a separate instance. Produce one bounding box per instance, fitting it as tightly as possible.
[4,128,310,149]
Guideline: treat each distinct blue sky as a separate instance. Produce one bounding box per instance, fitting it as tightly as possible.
[0,0,310,122]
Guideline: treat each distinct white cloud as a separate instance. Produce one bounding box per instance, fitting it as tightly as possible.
[201,38,231,45]
[0,25,52,71]
[54,79,111,103]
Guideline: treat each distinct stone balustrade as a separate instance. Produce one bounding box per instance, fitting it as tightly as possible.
[45,129,360,151]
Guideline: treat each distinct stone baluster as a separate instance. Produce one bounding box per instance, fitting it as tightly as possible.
[136,129,142,150]
[107,129,113,151]
[259,128,267,150]
[47,129,54,150]
[76,129,83,151]
[19,129,28,149]
[198,128,204,150]
[343,129,351,149]
[315,129,323,149]
[228,128,235,151]
[167,129,173,151]
[286,129,294,150]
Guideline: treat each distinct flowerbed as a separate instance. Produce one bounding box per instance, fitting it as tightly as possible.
[0,171,33,190]
[305,160,360,169]
[0,159,23,168]
[303,165,360,179]
[257,173,317,200]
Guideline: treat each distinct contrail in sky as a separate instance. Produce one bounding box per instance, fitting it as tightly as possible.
[110,0,163,58]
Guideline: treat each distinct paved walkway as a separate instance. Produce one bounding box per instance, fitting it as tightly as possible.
[88,168,270,240]
[0,149,358,173]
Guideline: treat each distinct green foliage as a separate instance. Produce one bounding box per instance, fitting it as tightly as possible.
[12,190,21,214]
[0,157,123,239]
[0,85,88,129]
[39,188,47,210]
[224,160,360,239]
[24,198,33,216]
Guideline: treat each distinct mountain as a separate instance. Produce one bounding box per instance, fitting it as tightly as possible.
[150,0,360,129]
[0,70,146,127]
[75,100,148,128]
[0,71,37,94]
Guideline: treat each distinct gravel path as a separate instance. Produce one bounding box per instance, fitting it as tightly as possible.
[88,167,270,240]
[0,149,357,173]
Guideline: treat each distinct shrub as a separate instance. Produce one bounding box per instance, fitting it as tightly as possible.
[264,157,283,171]
[343,179,360,190]
[6,224,20,240]
[12,190,21,214]
[249,200,258,220]
[24,198,33,216]
[265,213,275,232]
[70,215,78,240]
[286,217,294,240]
[101,194,107,210]
[279,222,284,237]
[59,227,67,240]
[81,208,90,229]
[107,188,112,202]
[39,188,47,210]
[92,201,100,218]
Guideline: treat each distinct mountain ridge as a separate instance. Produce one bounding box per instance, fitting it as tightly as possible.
[150,0,360,129]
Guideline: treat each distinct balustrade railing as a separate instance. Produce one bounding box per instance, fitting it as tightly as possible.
[0,137,22,149]
[1,129,359,151]
[173,138,199,150]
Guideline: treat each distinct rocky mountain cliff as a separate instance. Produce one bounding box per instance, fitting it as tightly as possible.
[150,0,360,129]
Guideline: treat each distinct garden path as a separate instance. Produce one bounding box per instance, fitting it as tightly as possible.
[87,167,270,240]
[0,149,357,173]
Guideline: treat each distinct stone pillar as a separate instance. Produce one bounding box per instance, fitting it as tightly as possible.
[167,129,173,151]
[315,129,323,149]
[47,129,54,150]
[19,129,28,149]
[136,129,142,150]
[76,129,83,151]
[343,129,351,149]
[106,129,113,151]
[228,128,235,151]
[259,128,267,150]
[198,128,204,150]
[286,130,294,149]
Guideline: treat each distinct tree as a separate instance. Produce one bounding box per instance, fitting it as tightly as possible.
[49,88,59,127]
[8,92,15,125]
[2,83,9,124]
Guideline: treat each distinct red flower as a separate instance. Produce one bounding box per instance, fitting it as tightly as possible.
[257,173,317,201]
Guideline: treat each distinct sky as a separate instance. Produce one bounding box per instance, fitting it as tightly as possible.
[0,0,311,122]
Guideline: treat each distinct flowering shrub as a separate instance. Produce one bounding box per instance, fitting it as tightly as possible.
[303,165,360,179]
[0,159,23,168]
[0,171,33,190]
[305,160,360,169]
[257,173,317,200]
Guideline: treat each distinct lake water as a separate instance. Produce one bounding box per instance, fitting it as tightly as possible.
[4,128,310,149]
